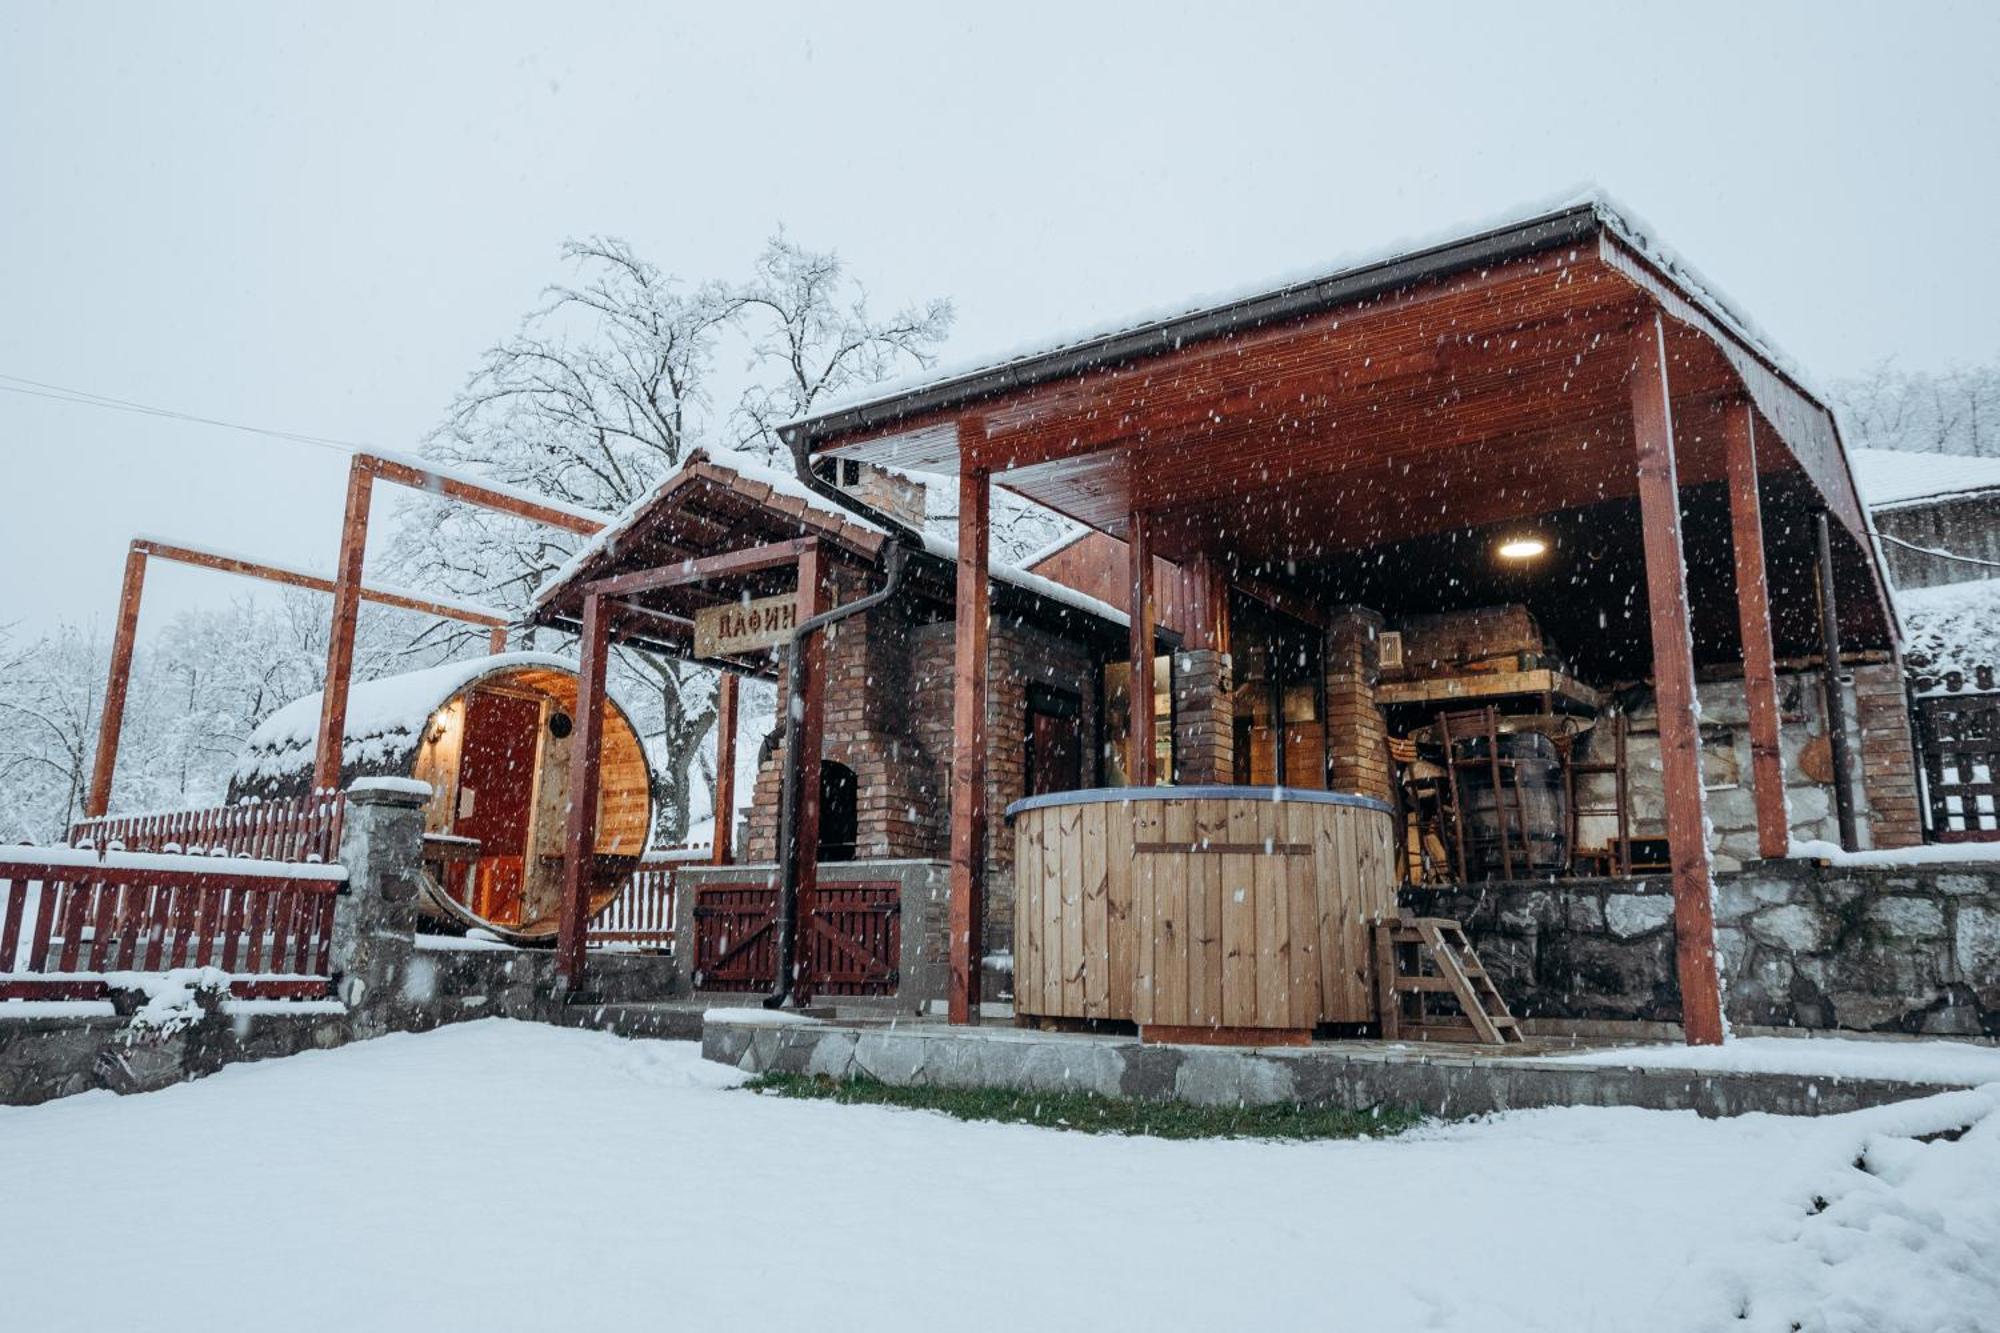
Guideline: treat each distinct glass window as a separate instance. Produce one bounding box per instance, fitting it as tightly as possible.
[1231,593,1327,789]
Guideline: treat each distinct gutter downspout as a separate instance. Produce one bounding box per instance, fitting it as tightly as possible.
[764,539,911,1009]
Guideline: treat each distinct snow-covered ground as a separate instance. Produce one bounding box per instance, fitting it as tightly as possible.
[2,1022,1996,1333]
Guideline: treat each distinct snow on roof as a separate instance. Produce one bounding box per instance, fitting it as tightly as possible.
[1897,580,2000,693]
[530,445,889,609]
[528,447,1127,630]
[789,186,1823,436]
[1849,448,2000,511]
[233,651,577,783]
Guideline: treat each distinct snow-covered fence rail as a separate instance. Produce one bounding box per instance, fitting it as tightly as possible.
[68,791,347,863]
[0,847,347,1000]
[586,847,702,950]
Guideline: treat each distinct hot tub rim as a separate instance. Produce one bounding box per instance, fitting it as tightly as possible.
[1002,784,1393,824]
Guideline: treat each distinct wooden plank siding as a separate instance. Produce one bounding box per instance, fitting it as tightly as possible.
[1013,795,1396,1034]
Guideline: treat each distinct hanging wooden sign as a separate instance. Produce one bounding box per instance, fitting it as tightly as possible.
[694,592,798,658]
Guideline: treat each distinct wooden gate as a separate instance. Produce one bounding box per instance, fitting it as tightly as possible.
[691,880,900,998]
[1916,693,2000,841]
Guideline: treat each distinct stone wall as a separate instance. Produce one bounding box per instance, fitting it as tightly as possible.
[1575,668,1921,870]
[1409,858,2000,1037]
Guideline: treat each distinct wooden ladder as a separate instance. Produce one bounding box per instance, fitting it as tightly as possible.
[1374,915,1524,1045]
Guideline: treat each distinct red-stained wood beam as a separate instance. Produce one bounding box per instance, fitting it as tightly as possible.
[1127,508,1157,786]
[488,623,508,654]
[949,461,991,1025]
[555,590,610,992]
[1723,402,1790,860]
[712,672,739,866]
[132,538,510,629]
[313,459,375,795]
[1631,309,1725,1048]
[84,546,148,818]
[361,453,604,536]
[579,537,817,599]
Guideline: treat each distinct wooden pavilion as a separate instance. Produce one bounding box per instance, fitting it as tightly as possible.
[781,194,1901,1044]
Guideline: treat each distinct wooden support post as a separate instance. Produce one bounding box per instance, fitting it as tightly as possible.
[487,623,508,655]
[1724,403,1790,860]
[1127,509,1157,786]
[313,458,374,795]
[1816,512,1861,851]
[1631,310,1725,1047]
[949,465,991,1025]
[85,545,149,818]
[712,671,738,866]
[555,591,610,992]
[792,549,829,987]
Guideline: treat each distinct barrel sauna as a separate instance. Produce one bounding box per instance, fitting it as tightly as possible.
[230,653,651,943]
[1006,786,1398,1043]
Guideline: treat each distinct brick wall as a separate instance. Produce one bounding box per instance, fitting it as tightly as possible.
[1326,607,1392,802]
[1853,662,1923,849]
[1171,648,1233,783]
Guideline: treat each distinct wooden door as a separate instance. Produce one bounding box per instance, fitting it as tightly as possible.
[457,689,543,925]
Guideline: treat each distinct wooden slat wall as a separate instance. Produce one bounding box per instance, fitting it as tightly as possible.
[1013,795,1396,1029]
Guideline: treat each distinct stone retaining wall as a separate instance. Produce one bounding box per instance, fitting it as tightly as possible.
[1409,859,2000,1037]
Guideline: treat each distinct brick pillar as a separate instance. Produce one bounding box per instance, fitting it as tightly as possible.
[1853,661,1923,848]
[1172,648,1234,783]
[329,779,426,1037]
[1327,608,1392,802]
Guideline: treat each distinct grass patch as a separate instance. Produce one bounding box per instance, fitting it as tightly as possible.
[743,1072,1423,1141]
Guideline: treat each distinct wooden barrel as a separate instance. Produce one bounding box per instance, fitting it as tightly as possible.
[229,653,652,943]
[1006,786,1397,1042]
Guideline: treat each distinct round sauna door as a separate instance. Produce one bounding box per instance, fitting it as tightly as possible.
[456,689,543,928]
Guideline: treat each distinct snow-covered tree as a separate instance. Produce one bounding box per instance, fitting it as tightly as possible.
[1834,357,2000,456]
[388,234,953,843]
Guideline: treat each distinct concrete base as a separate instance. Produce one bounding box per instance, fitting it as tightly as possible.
[702,1016,1966,1119]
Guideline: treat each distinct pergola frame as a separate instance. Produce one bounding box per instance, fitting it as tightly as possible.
[793,202,1893,1045]
[84,535,513,819]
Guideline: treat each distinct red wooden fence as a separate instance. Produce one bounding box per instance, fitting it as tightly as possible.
[689,879,900,1000]
[68,792,346,864]
[0,848,346,1001]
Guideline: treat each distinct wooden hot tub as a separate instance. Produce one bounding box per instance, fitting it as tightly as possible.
[1006,786,1397,1043]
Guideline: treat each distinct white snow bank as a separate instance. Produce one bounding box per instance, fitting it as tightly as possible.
[1550,1034,2000,1087]
[0,1000,115,1019]
[0,844,346,880]
[1,1021,1994,1332]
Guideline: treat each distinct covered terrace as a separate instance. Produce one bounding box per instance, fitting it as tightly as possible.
[785,195,1900,1043]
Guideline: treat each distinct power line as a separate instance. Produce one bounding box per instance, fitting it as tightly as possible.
[0,371,376,457]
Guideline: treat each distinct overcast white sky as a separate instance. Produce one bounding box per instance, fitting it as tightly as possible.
[3,1,1997,639]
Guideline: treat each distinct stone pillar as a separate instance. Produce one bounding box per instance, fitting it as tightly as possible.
[1326,608,1391,802]
[329,779,426,1036]
[1853,662,1923,848]
[1172,648,1234,783]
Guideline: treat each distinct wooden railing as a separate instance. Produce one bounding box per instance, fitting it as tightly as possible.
[68,791,346,864]
[0,847,346,1000]
[586,846,705,950]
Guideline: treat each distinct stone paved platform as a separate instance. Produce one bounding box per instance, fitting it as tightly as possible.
[702,1015,1973,1119]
